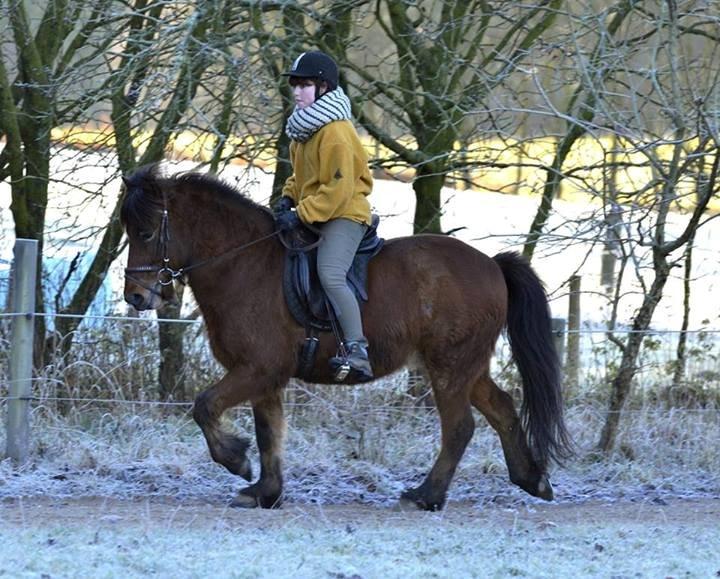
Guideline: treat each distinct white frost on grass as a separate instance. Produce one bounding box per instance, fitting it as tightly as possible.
[1,390,719,578]
[1,511,719,578]
[1,395,719,507]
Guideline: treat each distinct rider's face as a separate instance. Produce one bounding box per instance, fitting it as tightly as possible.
[291,79,327,109]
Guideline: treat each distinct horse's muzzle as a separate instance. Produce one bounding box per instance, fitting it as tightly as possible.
[124,287,165,311]
[125,291,151,311]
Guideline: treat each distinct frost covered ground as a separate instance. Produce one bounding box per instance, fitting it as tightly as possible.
[1,496,719,578]
[1,393,719,577]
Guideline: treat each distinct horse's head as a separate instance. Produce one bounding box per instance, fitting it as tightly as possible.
[120,165,189,311]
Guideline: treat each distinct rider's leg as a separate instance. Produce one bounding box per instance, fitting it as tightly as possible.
[317,218,373,379]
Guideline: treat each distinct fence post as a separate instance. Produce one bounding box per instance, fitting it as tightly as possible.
[566,275,581,392]
[551,318,566,366]
[6,238,38,464]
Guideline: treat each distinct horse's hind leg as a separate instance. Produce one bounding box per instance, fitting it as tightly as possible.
[192,366,272,483]
[400,382,475,511]
[470,374,553,500]
[230,390,286,509]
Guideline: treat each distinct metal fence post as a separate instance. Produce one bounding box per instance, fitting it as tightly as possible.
[6,238,38,464]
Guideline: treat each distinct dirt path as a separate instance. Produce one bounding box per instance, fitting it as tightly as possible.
[2,494,719,529]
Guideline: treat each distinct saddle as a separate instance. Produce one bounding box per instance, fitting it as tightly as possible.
[280,216,384,380]
[281,215,384,332]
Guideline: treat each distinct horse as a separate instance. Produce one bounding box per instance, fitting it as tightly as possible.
[120,163,572,511]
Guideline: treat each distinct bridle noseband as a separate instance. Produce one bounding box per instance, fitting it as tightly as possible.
[124,206,280,298]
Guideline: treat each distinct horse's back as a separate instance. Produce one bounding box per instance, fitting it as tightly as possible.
[364,234,507,362]
[371,234,505,298]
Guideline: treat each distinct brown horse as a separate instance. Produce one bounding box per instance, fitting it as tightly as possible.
[121,164,571,511]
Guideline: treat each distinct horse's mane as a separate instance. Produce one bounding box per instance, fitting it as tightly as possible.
[120,163,271,231]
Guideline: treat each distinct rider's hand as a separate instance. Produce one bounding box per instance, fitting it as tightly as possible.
[272,196,295,215]
[275,209,301,232]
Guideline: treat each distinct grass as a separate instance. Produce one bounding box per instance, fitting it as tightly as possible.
[1,317,719,506]
[1,378,718,507]
[0,520,718,577]
[1,497,719,578]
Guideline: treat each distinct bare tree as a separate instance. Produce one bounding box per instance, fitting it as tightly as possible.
[336,0,563,233]
[1,0,120,362]
[521,0,637,259]
[526,1,720,451]
[1,0,276,398]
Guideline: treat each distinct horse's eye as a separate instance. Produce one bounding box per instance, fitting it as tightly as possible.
[139,231,155,242]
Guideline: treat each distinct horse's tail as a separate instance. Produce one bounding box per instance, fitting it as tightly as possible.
[493,251,573,467]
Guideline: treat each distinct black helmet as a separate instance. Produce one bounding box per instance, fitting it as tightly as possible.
[282,51,338,90]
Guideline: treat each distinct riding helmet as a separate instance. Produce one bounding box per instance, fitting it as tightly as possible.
[282,51,339,90]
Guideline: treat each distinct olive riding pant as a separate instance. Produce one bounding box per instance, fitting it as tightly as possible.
[317,218,367,342]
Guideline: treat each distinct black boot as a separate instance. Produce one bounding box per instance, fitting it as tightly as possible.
[329,339,374,383]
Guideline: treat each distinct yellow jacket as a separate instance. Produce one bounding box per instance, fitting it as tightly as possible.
[282,120,372,225]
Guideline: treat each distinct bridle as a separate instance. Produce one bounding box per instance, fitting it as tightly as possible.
[124,207,281,298]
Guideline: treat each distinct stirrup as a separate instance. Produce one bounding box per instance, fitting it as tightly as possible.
[330,356,352,382]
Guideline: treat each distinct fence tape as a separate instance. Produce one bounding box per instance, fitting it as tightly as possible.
[0,394,718,414]
[2,310,719,333]
[0,311,201,324]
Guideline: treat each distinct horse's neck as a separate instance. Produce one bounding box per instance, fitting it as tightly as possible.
[183,208,282,316]
[182,195,271,264]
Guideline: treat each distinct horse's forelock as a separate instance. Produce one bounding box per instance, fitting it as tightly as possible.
[120,164,165,231]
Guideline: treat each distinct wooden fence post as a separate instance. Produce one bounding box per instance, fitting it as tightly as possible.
[6,238,38,464]
[551,317,566,367]
[566,275,581,392]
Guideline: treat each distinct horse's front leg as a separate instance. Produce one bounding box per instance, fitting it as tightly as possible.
[230,390,286,509]
[192,366,274,484]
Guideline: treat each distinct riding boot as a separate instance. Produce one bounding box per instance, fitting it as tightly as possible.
[346,338,373,381]
[329,338,374,383]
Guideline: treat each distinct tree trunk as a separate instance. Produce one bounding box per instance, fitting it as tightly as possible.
[13,139,51,369]
[50,201,125,358]
[270,113,293,204]
[672,156,705,388]
[412,166,445,234]
[598,267,670,452]
[672,239,694,389]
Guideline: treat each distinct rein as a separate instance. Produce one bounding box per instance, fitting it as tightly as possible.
[124,208,281,296]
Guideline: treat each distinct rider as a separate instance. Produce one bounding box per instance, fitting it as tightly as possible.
[273,50,374,382]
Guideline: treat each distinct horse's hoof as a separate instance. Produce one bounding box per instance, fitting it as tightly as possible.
[394,497,421,512]
[229,493,259,509]
[535,476,554,501]
[398,489,444,512]
[512,473,555,501]
[231,484,283,509]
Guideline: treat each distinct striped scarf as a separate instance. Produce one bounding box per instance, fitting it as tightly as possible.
[285,86,352,143]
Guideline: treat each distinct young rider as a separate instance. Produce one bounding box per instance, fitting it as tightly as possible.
[273,51,374,381]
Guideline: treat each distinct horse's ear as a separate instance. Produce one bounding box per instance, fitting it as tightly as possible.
[121,175,130,187]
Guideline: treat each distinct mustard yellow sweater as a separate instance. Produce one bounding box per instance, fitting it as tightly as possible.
[282,120,372,225]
